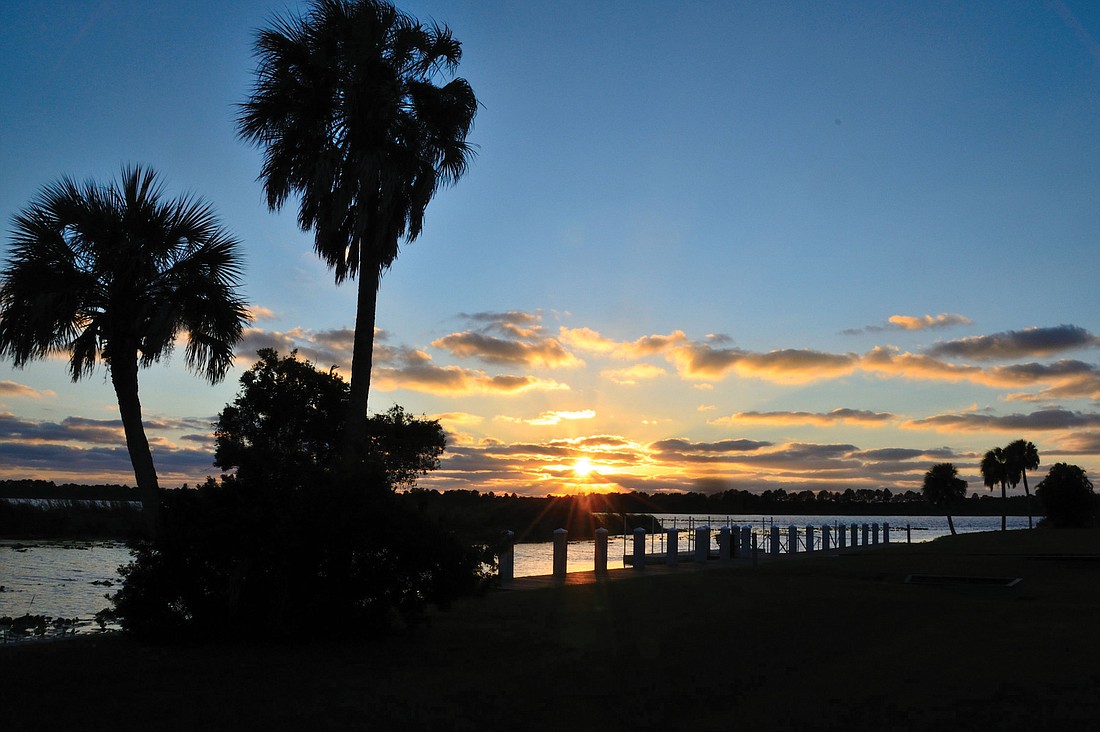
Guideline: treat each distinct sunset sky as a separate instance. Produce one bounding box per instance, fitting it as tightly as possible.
[2,1,1099,497]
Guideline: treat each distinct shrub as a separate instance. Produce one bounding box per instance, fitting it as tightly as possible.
[1036,463,1097,528]
[107,477,490,640]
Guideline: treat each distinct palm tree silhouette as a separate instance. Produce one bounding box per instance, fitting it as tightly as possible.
[237,0,477,476]
[0,166,249,528]
[1003,439,1039,529]
[980,447,1009,531]
[922,463,967,536]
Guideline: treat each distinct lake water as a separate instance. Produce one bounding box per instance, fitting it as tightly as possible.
[1,513,1029,638]
[1,540,131,639]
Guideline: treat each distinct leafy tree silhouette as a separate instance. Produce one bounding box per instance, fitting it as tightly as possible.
[1036,463,1096,528]
[1003,439,1040,529]
[238,0,477,478]
[0,166,248,530]
[214,348,445,490]
[922,463,967,535]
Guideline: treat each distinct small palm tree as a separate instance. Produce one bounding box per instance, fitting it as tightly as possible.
[1004,439,1040,529]
[238,0,477,476]
[0,166,249,528]
[980,447,1009,531]
[922,463,967,535]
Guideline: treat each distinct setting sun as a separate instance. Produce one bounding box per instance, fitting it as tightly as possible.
[572,457,596,477]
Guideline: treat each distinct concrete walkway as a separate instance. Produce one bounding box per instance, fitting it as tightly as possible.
[500,549,844,590]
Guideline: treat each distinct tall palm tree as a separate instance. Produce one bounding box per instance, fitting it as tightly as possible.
[980,447,1009,531]
[237,0,477,477]
[0,166,249,528]
[1004,439,1040,529]
[922,463,967,535]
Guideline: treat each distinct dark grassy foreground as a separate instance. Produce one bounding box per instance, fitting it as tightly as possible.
[3,530,1099,731]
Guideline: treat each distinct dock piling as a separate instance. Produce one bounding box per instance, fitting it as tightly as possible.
[633,527,646,570]
[553,528,568,581]
[594,527,608,576]
[718,526,732,561]
[695,526,709,563]
[499,530,515,585]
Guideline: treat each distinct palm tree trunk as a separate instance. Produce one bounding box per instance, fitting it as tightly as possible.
[110,350,160,535]
[1023,471,1033,529]
[947,513,956,535]
[1000,482,1007,530]
[341,266,381,481]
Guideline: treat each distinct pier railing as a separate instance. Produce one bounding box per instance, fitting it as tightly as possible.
[497,518,904,584]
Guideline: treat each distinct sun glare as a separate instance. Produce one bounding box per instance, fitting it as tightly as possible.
[572,457,595,477]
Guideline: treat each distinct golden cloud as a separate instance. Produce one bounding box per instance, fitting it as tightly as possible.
[601,363,667,385]
[432,331,583,369]
[888,313,972,330]
[372,360,569,396]
[902,408,1100,433]
[0,381,54,399]
[713,408,896,427]
[497,409,597,426]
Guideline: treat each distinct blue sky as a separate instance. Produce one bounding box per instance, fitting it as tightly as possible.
[1,0,1099,496]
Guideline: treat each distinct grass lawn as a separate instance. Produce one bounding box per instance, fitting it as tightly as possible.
[2,529,1099,731]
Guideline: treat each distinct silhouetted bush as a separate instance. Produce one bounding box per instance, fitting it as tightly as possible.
[1036,463,1097,528]
[107,476,490,640]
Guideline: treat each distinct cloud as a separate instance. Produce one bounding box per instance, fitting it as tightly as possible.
[432,412,485,426]
[245,305,277,322]
[925,325,1099,361]
[459,311,541,328]
[0,441,216,485]
[408,430,1026,498]
[558,327,689,358]
[235,326,354,370]
[431,331,583,369]
[0,381,55,399]
[844,313,972,335]
[562,328,856,384]
[903,408,1100,433]
[648,438,774,461]
[860,346,981,382]
[432,311,585,369]
[983,360,1100,401]
[0,413,213,446]
[713,408,896,428]
[601,364,667,385]
[853,447,957,462]
[372,346,569,396]
[497,409,597,426]
[1049,431,1100,455]
[888,313,973,331]
[0,414,127,444]
[721,349,858,383]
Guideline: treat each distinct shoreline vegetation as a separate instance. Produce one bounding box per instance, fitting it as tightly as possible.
[1,479,1037,542]
[2,528,1098,730]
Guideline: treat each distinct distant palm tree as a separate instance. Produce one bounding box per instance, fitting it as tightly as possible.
[980,447,1009,531]
[0,166,249,528]
[237,0,477,477]
[922,463,967,536]
[1003,439,1040,529]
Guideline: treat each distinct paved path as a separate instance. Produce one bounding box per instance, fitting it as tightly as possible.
[500,550,832,590]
